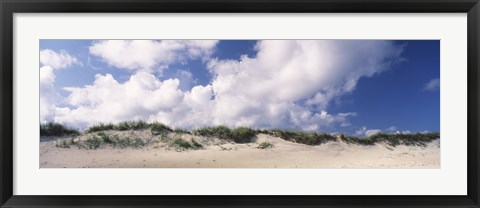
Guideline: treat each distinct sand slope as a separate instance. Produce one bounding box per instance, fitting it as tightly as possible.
[40,132,440,168]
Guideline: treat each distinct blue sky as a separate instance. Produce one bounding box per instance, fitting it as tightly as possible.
[39,40,439,136]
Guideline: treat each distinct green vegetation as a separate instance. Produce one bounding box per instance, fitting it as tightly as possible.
[268,130,336,145]
[108,135,145,148]
[173,128,190,134]
[370,132,439,147]
[55,133,147,150]
[340,132,440,146]
[257,141,274,149]
[40,122,79,137]
[172,138,191,149]
[116,121,149,131]
[230,127,256,143]
[85,123,116,133]
[150,122,173,135]
[55,138,76,148]
[97,132,113,144]
[193,126,232,140]
[190,139,203,149]
[171,138,203,150]
[84,136,103,150]
[337,132,440,147]
[84,121,175,146]
[45,121,440,149]
[193,126,256,143]
[339,134,376,145]
[86,121,155,133]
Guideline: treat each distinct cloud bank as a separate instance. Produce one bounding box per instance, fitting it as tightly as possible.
[40,49,78,123]
[41,40,404,131]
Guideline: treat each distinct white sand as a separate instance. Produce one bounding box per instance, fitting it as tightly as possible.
[40,133,440,168]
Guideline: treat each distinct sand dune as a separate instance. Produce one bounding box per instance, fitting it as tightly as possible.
[40,132,440,168]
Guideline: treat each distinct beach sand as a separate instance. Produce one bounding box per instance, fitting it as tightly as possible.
[40,132,440,168]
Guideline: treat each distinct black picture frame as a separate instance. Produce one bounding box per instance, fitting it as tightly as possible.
[1,0,479,207]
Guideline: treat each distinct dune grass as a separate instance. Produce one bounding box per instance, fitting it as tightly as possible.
[86,121,177,136]
[84,136,103,150]
[190,139,203,149]
[193,126,256,143]
[55,138,76,148]
[106,136,145,149]
[40,122,79,137]
[266,130,336,145]
[193,126,231,139]
[170,137,203,150]
[150,122,173,135]
[57,131,147,150]
[257,141,274,149]
[338,132,440,147]
[85,123,115,133]
[45,122,440,148]
[230,127,257,143]
[369,132,439,147]
[86,121,153,133]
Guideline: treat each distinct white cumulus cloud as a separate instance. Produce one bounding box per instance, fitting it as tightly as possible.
[40,49,78,69]
[57,71,187,128]
[40,49,78,123]
[40,66,62,123]
[89,40,218,72]
[208,40,403,109]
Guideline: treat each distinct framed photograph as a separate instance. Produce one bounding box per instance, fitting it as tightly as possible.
[1,0,479,207]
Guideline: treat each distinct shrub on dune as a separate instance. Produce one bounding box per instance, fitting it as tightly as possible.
[172,138,192,149]
[193,126,232,140]
[55,138,76,148]
[40,122,79,137]
[340,132,440,147]
[84,136,103,150]
[170,138,203,150]
[86,123,115,133]
[87,121,171,133]
[257,141,274,149]
[173,128,190,134]
[97,132,113,144]
[81,135,146,149]
[193,126,256,143]
[115,121,149,131]
[373,132,439,147]
[268,130,335,146]
[150,122,173,135]
[230,127,256,143]
[190,139,203,149]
